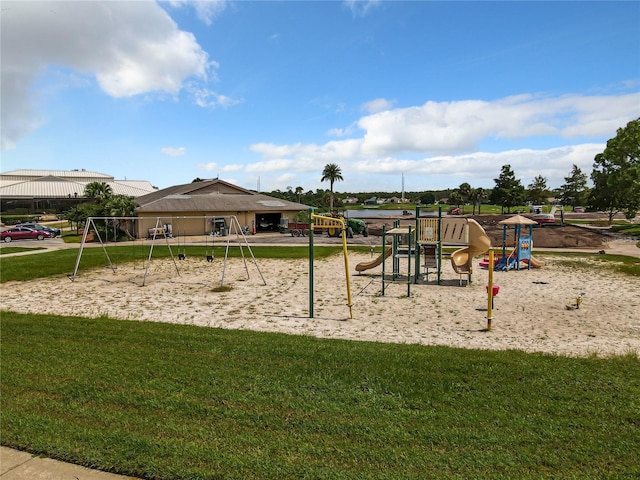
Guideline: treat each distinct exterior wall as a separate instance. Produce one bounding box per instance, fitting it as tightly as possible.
[135,210,305,237]
[136,212,259,238]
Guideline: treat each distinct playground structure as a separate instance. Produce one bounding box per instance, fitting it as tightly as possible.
[356,207,492,295]
[68,215,265,287]
[493,215,545,271]
[355,247,392,272]
[449,219,492,282]
[281,216,368,238]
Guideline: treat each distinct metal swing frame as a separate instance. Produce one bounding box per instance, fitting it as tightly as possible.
[68,215,265,287]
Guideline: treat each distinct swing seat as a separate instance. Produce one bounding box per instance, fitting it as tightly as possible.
[206,255,214,262]
[178,253,186,260]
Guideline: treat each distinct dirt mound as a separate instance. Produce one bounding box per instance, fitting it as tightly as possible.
[276,214,612,249]
[362,215,609,249]
[472,215,607,249]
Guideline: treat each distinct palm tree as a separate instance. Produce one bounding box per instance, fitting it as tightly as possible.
[84,181,113,201]
[470,187,485,215]
[105,195,137,239]
[320,163,344,212]
[448,189,463,209]
[106,195,137,217]
[458,182,472,214]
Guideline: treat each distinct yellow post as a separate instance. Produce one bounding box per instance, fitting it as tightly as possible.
[311,214,353,319]
[487,249,494,331]
[341,221,354,319]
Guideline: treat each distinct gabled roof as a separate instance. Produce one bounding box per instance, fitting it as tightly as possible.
[0,169,155,198]
[135,178,252,205]
[0,180,87,198]
[0,179,155,198]
[136,179,309,213]
[1,169,113,185]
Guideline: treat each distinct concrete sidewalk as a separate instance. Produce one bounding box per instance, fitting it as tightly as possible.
[0,447,139,480]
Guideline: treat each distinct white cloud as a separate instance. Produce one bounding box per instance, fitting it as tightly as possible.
[166,0,228,26]
[343,0,381,17]
[255,143,604,193]
[354,93,639,157]
[161,146,186,156]
[197,162,243,173]
[189,84,244,108]
[243,92,639,190]
[197,162,217,171]
[275,172,297,185]
[220,164,244,172]
[1,0,216,150]
[351,144,603,186]
[245,158,297,173]
[361,98,395,114]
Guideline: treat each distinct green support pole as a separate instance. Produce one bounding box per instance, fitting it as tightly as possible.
[308,207,314,318]
[381,224,386,296]
[414,206,420,284]
[392,220,399,280]
[437,206,442,285]
[407,226,412,297]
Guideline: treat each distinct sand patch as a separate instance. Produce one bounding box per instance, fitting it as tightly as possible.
[2,252,639,357]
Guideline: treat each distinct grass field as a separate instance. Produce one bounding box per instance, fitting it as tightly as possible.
[540,251,640,277]
[612,223,640,237]
[0,246,46,255]
[2,312,639,479]
[2,245,639,478]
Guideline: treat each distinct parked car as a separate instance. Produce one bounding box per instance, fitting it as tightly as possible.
[16,223,61,237]
[1,227,51,242]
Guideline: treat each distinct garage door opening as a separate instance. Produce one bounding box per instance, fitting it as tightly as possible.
[255,213,281,232]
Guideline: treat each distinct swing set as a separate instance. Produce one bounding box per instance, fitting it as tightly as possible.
[68,215,265,287]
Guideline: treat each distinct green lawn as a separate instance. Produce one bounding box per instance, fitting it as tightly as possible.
[539,251,640,277]
[0,246,46,255]
[2,312,639,479]
[612,223,640,237]
[2,247,639,478]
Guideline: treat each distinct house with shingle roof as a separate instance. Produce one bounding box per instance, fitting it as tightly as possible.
[135,178,309,235]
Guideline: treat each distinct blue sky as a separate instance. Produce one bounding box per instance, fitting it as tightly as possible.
[2,1,639,193]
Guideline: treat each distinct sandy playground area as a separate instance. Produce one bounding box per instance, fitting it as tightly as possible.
[2,244,640,358]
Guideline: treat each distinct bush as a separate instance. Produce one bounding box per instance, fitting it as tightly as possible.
[0,215,42,226]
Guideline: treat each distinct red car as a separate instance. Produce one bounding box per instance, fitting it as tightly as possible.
[1,227,51,242]
[532,213,555,225]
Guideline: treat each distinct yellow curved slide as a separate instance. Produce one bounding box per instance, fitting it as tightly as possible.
[450,219,491,274]
[526,255,545,268]
[356,247,392,272]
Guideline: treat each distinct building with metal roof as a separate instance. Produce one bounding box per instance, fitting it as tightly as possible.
[0,169,156,215]
[135,178,309,235]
